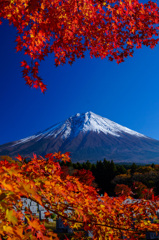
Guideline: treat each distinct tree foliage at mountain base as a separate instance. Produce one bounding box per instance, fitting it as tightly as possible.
[0,153,159,239]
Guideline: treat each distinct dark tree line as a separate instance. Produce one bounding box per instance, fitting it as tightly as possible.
[61,159,128,196]
[61,160,159,197]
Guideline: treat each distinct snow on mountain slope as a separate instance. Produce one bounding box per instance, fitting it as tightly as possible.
[61,111,147,138]
[10,111,148,147]
[0,111,159,164]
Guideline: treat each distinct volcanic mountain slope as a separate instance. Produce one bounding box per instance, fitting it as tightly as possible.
[1,111,159,164]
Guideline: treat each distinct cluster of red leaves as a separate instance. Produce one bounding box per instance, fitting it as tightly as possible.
[115,182,158,201]
[115,184,132,197]
[0,0,159,92]
[133,181,157,200]
[72,169,95,186]
[0,153,159,239]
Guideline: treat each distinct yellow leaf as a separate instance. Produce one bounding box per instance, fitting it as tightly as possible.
[2,180,13,191]
[30,33,34,38]
[41,3,45,10]
[7,14,12,18]
[3,225,13,234]
[6,209,18,225]
[100,204,105,208]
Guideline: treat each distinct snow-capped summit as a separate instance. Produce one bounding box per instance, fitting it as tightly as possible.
[0,112,159,164]
[61,111,147,138]
[11,111,147,145]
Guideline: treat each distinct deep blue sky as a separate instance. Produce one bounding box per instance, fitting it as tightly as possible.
[1,17,159,145]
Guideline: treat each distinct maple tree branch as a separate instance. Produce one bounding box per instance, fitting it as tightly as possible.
[23,183,158,237]
[33,198,151,235]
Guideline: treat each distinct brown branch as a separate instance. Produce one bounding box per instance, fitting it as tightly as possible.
[43,201,152,235]
[22,194,158,236]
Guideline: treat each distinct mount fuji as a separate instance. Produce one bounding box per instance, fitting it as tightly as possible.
[1,111,159,164]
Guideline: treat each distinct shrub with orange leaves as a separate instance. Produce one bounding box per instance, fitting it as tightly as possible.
[0,153,159,239]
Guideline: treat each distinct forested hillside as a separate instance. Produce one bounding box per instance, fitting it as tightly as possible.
[61,159,159,198]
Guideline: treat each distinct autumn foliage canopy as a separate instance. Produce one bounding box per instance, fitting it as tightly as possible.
[0,153,159,240]
[1,0,159,91]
